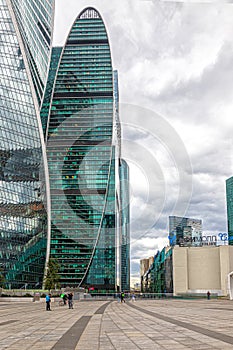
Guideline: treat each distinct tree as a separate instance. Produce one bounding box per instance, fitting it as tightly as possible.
[0,267,5,288]
[44,258,60,290]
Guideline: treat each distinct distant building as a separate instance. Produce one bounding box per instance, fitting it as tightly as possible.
[140,258,150,277]
[169,216,202,246]
[226,176,233,245]
[119,159,130,291]
[140,257,153,291]
[131,283,140,292]
[141,248,172,294]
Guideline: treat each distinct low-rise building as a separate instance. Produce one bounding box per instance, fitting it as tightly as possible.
[141,248,172,294]
[141,245,233,297]
[140,257,154,291]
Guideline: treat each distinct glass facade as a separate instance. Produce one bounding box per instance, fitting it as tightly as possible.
[45,7,116,290]
[0,0,53,288]
[119,159,130,291]
[142,248,173,294]
[169,216,202,247]
[226,177,233,245]
[10,0,54,105]
[40,47,62,137]
[112,70,130,291]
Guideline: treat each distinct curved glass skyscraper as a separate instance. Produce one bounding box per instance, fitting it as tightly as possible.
[43,7,117,290]
[0,0,54,288]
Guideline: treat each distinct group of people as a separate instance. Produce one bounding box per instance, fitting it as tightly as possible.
[45,292,74,311]
[118,292,136,303]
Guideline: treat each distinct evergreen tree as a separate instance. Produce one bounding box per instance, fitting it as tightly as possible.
[0,267,5,288]
[44,258,60,290]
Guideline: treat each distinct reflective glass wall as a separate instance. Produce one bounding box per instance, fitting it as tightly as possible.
[119,159,130,291]
[226,177,233,245]
[10,0,54,105]
[45,7,116,290]
[0,0,53,288]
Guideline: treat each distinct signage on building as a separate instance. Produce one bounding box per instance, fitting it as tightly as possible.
[168,233,228,246]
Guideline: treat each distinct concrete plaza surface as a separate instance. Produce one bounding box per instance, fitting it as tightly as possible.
[0,299,233,349]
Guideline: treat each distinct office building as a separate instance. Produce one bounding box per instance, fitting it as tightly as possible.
[42,7,128,291]
[140,256,154,292]
[119,159,130,291]
[226,176,233,245]
[141,248,172,294]
[169,216,202,246]
[0,0,54,288]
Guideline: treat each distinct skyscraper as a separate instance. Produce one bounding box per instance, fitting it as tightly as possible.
[113,69,130,291]
[0,0,54,288]
[42,7,125,291]
[119,159,130,291]
[226,176,233,245]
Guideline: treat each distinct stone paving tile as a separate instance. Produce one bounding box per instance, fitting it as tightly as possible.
[1,299,233,349]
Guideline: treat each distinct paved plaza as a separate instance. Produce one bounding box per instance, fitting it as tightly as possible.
[0,298,233,349]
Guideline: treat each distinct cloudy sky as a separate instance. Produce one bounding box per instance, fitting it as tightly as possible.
[54,0,233,285]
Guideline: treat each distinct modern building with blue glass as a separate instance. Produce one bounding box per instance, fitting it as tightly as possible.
[0,0,54,288]
[169,216,202,247]
[41,7,129,291]
[119,159,130,291]
[226,176,233,245]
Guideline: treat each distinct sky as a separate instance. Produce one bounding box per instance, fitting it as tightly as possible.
[54,0,233,285]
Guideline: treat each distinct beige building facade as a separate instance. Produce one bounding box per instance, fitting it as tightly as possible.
[140,256,154,277]
[173,245,233,296]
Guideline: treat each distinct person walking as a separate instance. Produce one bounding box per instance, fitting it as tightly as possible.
[68,292,73,309]
[120,292,125,303]
[207,291,211,300]
[46,293,51,311]
[63,293,68,305]
[131,293,136,302]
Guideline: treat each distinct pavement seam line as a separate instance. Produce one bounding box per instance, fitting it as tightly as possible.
[127,302,233,346]
[51,301,112,350]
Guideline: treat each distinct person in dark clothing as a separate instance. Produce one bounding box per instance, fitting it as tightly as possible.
[46,293,51,311]
[120,292,125,303]
[63,293,68,305]
[68,292,73,309]
[207,291,211,300]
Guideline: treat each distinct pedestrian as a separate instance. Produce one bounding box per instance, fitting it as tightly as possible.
[131,293,136,302]
[117,293,121,303]
[207,291,210,300]
[120,292,125,303]
[46,293,51,311]
[63,293,68,305]
[68,292,73,309]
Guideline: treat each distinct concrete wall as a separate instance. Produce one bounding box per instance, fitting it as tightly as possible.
[173,246,188,294]
[173,245,233,296]
[188,247,221,290]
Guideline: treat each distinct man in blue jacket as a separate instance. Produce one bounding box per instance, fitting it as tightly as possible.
[46,293,51,311]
